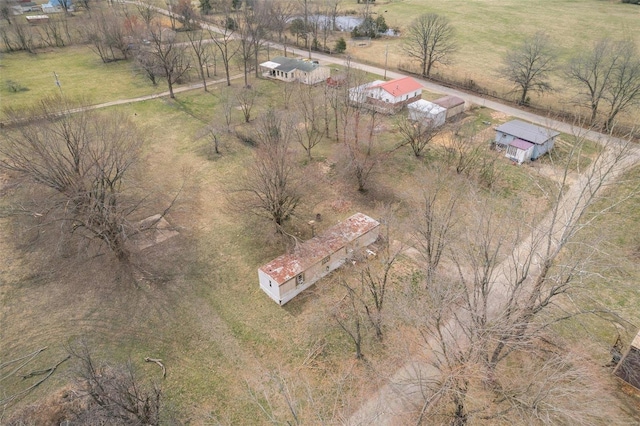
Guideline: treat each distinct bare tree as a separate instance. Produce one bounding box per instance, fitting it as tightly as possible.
[236,110,301,231]
[236,86,257,123]
[66,341,162,425]
[219,86,234,132]
[360,245,399,341]
[293,83,325,161]
[334,278,366,359]
[83,8,130,63]
[413,169,461,287]
[500,31,556,105]
[403,13,456,78]
[41,15,69,48]
[186,29,212,91]
[145,23,191,99]
[344,128,377,192]
[0,0,16,25]
[264,0,295,43]
[11,23,36,53]
[567,39,621,126]
[601,40,640,131]
[442,125,484,176]
[135,0,157,28]
[1,97,146,262]
[208,12,239,86]
[175,0,198,31]
[395,114,441,157]
[237,10,256,87]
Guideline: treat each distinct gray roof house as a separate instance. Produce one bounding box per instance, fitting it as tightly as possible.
[259,56,330,85]
[495,120,560,164]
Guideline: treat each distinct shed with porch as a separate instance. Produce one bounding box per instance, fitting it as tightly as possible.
[259,56,330,85]
[495,120,560,163]
[258,213,381,305]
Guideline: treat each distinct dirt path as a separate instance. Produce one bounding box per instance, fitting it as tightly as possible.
[348,136,640,424]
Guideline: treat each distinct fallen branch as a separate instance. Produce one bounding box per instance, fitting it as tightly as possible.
[0,355,70,406]
[0,347,48,381]
[144,357,166,378]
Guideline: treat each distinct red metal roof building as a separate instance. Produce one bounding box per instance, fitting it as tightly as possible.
[349,77,423,114]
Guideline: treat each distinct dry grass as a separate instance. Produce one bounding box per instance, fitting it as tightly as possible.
[344,0,640,117]
[1,71,638,423]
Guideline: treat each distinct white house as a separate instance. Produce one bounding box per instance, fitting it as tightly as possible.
[407,99,447,127]
[259,56,330,85]
[258,213,381,305]
[349,76,423,114]
[433,95,466,119]
[495,120,560,164]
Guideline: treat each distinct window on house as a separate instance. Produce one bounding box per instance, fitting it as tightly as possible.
[297,273,304,285]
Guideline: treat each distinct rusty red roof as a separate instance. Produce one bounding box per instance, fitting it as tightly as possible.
[259,213,380,285]
[375,77,423,97]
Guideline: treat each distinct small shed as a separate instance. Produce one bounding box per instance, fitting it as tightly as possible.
[407,99,446,127]
[614,330,640,390]
[433,95,465,119]
[495,120,560,163]
[258,213,380,305]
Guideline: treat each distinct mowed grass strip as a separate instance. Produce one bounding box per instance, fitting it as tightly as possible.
[0,45,160,114]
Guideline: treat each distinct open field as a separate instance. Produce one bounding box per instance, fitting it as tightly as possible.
[0,45,162,113]
[1,1,640,421]
[2,68,639,421]
[344,0,640,111]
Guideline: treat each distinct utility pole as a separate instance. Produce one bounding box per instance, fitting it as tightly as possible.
[384,44,389,79]
[53,71,63,96]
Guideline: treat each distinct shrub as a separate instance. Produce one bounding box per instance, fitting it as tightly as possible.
[5,80,28,92]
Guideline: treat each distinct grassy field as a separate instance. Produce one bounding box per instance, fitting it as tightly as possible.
[347,0,640,109]
[3,69,613,421]
[0,45,164,113]
[1,1,640,421]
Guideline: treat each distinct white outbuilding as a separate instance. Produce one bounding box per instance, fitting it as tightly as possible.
[407,99,447,127]
[258,213,381,305]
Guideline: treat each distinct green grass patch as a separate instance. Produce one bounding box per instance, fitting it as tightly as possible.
[0,46,161,115]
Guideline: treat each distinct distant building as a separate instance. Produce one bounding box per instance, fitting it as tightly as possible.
[42,0,72,13]
[433,95,465,120]
[407,99,447,127]
[26,15,50,24]
[349,76,423,114]
[495,120,560,164]
[258,213,381,305]
[259,56,330,85]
